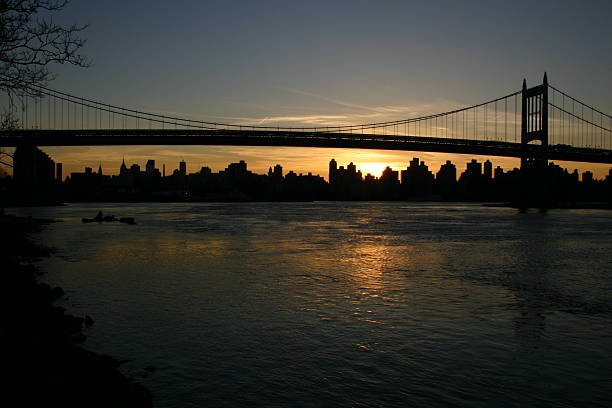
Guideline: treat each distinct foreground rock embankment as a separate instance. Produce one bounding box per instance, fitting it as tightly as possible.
[0,213,152,407]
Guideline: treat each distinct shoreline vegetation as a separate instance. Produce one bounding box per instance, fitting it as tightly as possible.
[0,212,152,408]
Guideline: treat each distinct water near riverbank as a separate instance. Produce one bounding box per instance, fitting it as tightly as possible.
[0,213,151,408]
[10,202,612,407]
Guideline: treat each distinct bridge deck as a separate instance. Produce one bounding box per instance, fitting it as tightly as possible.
[1,129,611,164]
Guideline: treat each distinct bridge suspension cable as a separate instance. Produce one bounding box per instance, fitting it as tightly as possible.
[2,77,524,142]
[548,84,612,150]
[1,75,610,153]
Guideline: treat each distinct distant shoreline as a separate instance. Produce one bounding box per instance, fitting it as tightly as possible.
[4,199,612,210]
[482,202,612,210]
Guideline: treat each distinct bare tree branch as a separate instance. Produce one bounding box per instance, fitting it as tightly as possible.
[0,0,89,95]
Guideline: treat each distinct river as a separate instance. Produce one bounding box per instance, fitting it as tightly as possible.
[12,202,612,407]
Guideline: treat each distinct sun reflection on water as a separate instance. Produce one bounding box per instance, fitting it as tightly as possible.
[11,202,612,408]
[340,238,392,283]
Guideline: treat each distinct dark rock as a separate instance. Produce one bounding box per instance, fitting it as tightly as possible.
[0,214,153,407]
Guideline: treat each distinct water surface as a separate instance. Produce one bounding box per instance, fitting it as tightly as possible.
[14,202,612,407]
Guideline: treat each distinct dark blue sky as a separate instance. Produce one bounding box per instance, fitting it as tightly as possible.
[17,0,612,176]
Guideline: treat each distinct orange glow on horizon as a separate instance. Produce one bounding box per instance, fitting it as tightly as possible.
[353,162,389,178]
[1,146,610,182]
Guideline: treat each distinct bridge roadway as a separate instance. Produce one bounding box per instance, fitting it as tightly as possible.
[1,129,611,164]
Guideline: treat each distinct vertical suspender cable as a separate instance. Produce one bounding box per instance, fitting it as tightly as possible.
[484,104,487,140]
[494,100,497,141]
[551,89,554,144]
[561,94,564,144]
[581,104,584,147]
[601,114,603,149]
[589,108,592,148]
[514,94,517,143]
[474,106,477,140]
[570,98,580,144]
[504,97,507,142]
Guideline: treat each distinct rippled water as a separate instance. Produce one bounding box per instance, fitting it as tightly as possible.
[13,202,612,407]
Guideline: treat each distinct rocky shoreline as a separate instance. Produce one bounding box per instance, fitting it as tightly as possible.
[0,213,152,407]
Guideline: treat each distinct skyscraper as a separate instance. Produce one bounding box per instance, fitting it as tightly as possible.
[436,160,456,184]
[273,164,283,178]
[329,159,337,183]
[146,159,156,174]
[483,160,492,180]
[347,162,357,175]
[120,157,128,175]
[466,159,482,177]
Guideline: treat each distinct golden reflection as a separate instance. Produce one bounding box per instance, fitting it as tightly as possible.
[335,238,400,328]
[94,233,235,265]
[341,238,395,289]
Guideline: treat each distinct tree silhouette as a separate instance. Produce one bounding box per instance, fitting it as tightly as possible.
[0,0,89,94]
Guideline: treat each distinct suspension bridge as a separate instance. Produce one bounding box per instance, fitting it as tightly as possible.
[1,73,611,167]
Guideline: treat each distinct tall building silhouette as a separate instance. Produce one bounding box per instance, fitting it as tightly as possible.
[494,166,504,179]
[120,157,128,176]
[273,164,283,178]
[484,160,492,180]
[436,160,457,199]
[329,158,337,183]
[401,157,434,196]
[146,160,156,175]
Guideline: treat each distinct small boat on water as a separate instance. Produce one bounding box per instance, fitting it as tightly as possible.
[82,211,136,224]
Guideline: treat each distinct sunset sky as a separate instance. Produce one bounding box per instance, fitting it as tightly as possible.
[2,0,612,179]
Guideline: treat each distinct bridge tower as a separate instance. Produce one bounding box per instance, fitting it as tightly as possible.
[518,73,552,209]
[521,73,548,169]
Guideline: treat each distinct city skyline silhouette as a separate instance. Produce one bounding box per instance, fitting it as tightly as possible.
[2,1,612,180]
[3,2,612,407]
[5,145,609,206]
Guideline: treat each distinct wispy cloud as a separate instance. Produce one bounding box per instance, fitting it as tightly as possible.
[282,87,380,112]
[113,86,465,130]
[281,87,450,116]
[218,102,459,128]
[220,113,361,127]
